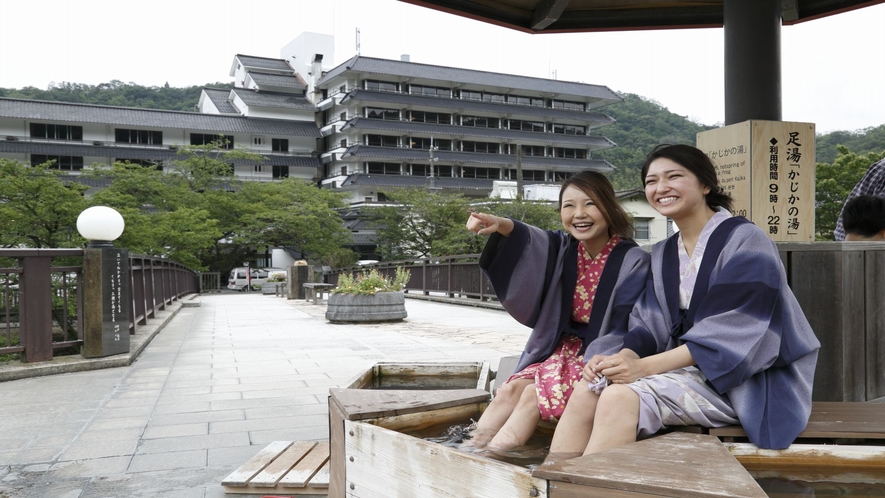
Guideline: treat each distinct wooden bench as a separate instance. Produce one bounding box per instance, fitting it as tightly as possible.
[222,440,329,495]
[303,283,334,305]
[494,356,885,442]
[711,401,885,441]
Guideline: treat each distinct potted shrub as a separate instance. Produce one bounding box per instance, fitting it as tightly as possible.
[262,272,286,295]
[326,268,410,323]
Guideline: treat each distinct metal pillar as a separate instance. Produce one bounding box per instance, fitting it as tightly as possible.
[724,0,782,124]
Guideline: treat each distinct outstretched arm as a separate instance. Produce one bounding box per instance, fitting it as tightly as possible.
[466,212,514,237]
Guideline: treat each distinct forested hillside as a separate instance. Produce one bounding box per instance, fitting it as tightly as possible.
[0,80,233,111]
[594,93,716,189]
[1,81,882,190]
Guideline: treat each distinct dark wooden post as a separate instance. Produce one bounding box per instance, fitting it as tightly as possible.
[20,255,53,362]
[82,247,131,358]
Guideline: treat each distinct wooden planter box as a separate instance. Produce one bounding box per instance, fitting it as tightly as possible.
[325,291,407,323]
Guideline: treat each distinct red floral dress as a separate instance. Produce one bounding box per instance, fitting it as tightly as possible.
[506,235,621,421]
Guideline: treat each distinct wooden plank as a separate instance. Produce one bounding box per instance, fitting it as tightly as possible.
[280,441,330,487]
[534,432,765,498]
[866,248,885,400]
[248,441,316,487]
[221,441,293,487]
[328,387,490,421]
[493,355,521,393]
[376,361,484,377]
[790,249,866,401]
[367,402,486,432]
[328,396,347,498]
[725,441,885,470]
[550,481,670,498]
[711,401,885,439]
[344,419,547,498]
[308,460,330,489]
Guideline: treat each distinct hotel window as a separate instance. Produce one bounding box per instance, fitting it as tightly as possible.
[461,116,499,128]
[30,123,82,141]
[411,164,429,176]
[508,95,545,107]
[254,164,267,173]
[366,107,399,120]
[364,80,397,92]
[510,169,546,181]
[190,133,234,149]
[552,123,586,135]
[366,135,398,147]
[461,167,499,179]
[272,166,289,179]
[435,165,453,177]
[551,99,586,111]
[410,137,451,150]
[634,219,651,241]
[520,145,546,157]
[461,141,499,154]
[553,171,574,181]
[272,138,288,152]
[31,154,84,171]
[366,162,401,175]
[508,120,546,133]
[410,84,450,97]
[115,128,163,145]
[460,90,482,101]
[253,137,266,146]
[409,111,451,124]
[482,92,505,103]
[552,148,586,159]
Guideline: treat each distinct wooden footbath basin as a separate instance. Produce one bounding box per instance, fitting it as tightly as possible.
[327,362,885,497]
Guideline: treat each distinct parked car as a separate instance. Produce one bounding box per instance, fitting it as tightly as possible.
[227,267,284,291]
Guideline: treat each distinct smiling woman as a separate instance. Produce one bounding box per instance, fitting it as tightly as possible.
[462,171,650,452]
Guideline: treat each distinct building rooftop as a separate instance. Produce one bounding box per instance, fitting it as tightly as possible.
[202,88,239,114]
[0,98,321,137]
[246,71,306,90]
[318,55,621,104]
[231,88,317,112]
[233,54,293,73]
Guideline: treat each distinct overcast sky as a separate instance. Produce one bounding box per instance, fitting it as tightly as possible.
[2,0,883,134]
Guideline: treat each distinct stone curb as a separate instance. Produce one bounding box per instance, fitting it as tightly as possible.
[0,296,193,383]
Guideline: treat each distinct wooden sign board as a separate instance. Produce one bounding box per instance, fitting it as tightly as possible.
[697,120,815,241]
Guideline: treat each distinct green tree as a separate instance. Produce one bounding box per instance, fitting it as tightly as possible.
[371,188,480,259]
[815,145,885,240]
[236,178,354,261]
[0,158,88,248]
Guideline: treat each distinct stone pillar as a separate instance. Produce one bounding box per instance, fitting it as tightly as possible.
[287,264,310,300]
[724,0,782,124]
[82,247,131,358]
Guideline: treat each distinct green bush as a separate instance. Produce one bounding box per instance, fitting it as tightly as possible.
[332,267,410,295]
[266,273,286,282]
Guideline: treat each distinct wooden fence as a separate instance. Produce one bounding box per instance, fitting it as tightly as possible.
[0,250,199,363]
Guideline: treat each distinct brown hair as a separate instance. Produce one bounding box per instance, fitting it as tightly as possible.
[641,144,734,212]
[559,170,635,239]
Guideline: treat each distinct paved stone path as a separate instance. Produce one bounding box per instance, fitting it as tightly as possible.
[0,294,529,497]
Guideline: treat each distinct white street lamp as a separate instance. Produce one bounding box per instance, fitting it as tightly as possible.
[77,206,125,247]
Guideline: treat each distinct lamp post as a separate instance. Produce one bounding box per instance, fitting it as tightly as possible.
[428,135,439,190]
[78,206,131,358]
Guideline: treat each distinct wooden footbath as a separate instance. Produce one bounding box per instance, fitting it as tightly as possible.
[226,361,885,497]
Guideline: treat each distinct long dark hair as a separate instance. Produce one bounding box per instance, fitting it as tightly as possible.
[559,170,635,239]
[641,144,734,212]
